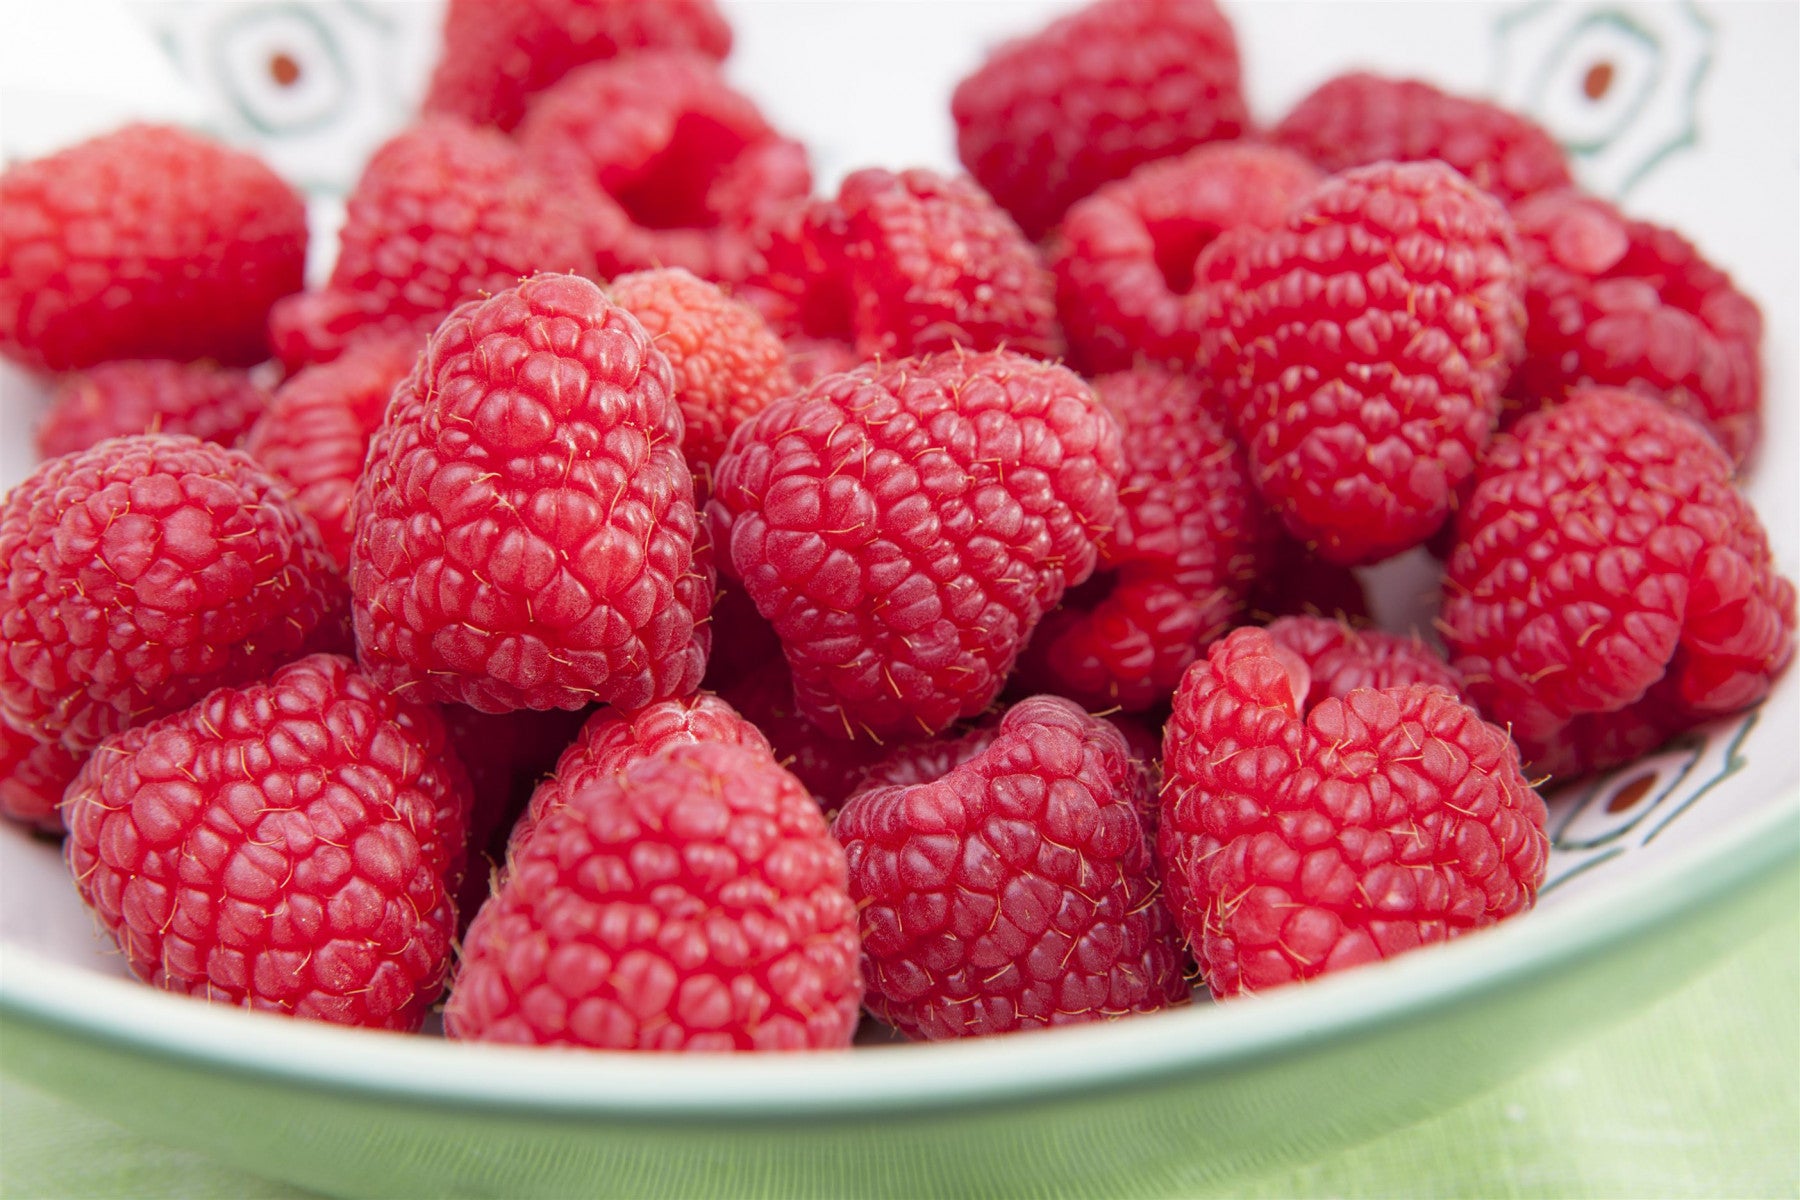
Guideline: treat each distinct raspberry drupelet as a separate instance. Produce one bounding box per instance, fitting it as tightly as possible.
[1194,160,1527,566]
[446,741,862,1050]
[951,0,1248,241]
[0,124,306,373]
[0,434,346,755]
[1439,388,1795,780]
[1263,614,1463,704]
[61,653,472,1030]
[708,349,1123,743]
[350,274,710,715]
[37,360,272,462]
[0,721,82,834]
[1159,626,1547,997]
[833,694,1187,1039]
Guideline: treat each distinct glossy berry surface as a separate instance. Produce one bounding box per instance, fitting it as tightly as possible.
[61,653,471,1030]
[0,720,81,834]
[834,694,1187,1039]
[351,274,709,714]
[709,349,1121,742]
[37,360,271,462]
[446,741,862,1050]
[1159,627,1547,996]
[0,434,346,753]
[1440,388,1794,779]
[1264,615,1462,706]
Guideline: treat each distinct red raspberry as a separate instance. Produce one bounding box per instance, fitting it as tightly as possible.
[423,0,732,133]
[715,651,889,813]
[833,695,1186,1039]
[1246,537,1372,626]
[1439,388,1795,779]
[351,274,710,714]
[848,718,1000,796]
[1195,161,1527,565]
[516,53,810,285]
[951,0,1248,241]
[240,335,421,571]
[509,690,770,852]
[36,359,272,461]
[1018,366,1276,712]
[1263,614,1461,705]
[0,434,346,754]
[1159,626,1546,997]
[709,350,1122,742]
[439,702,588,901]
[1508,190,1763,467]
[0,124,305,373]
[446,741,861,1050]
[605,268,795,480]
[61,653,471,1030]
[1270,73,1573,206]
[266,119,600,371]
[747,168,1063,362]
[782,334,864,389]
[1051,143,1323,374]
[0,720,81,834]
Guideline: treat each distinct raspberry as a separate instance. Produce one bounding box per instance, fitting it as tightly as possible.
[1159,626,1547,997]
[709,350,1122,742]
[1018,366,1276,712]
[350,274,710,714]
[1051,143,1323,374]
[833,694,1186,1039]
[508,690,770,851]
[849,718,1000,796]
[782,334,864,389]
[517,53,810,285]
[446,741,862,1050]
[0,124,306,373]
[1263,614,1461,705]
[61,653,471,1029]
[1246,537,1372,626]
[605,268,794,480]
[1270,73,1573,206]
[266,119,600,371]
[1439,388,1795,779]
[423,0,732,133]
[0,434,346,754]
[36,360,272,461]
[747,168,1063,362]
[715,653,888,812]
[0,720,81,834]
[1195,161,1527,565]
[951,0,1248,241]
[240,335,422,571]
[1508,190,1763,467]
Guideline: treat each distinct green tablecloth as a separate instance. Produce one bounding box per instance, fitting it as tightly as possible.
[4,911,1797,1200]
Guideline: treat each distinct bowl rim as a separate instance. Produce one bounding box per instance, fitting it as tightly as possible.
[3,775,1795,1122]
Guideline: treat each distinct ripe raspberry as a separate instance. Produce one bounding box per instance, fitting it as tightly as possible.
[509,690,770,851]
[747,168,1063,362]
[61,653,471,1029]
[446,741,861,1050]
[1270,73,1573,205]
[782,334,864,389]
[1018,366,1276,712]
[36,360,272,462]
[715,653,889,813]
[351,274,710,714]
[0,720,81,834]
[423,0,732,133]
[1439,388,1795,779]
[240,335,421,571]
[0,125,304,373]
[709,350,1122,742]
[266,119,599,371]
[605,268,795,480]
[849,718,1000,796]
[1159,626,1547,997]
[517,53,811,285]
[1051,143,1323,375]
[0,434,346,754]
[833,695,1186,1039]
[1508,190,1763,467]
[1195,161,1527,565]
[951,0,1248,241]
[1263,615,1461,705]
[1246,538,1372,626]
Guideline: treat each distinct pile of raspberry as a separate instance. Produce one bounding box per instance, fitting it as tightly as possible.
[0,0,1791,1050]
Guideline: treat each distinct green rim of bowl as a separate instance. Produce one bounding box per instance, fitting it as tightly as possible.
[3,780,1795,1122]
